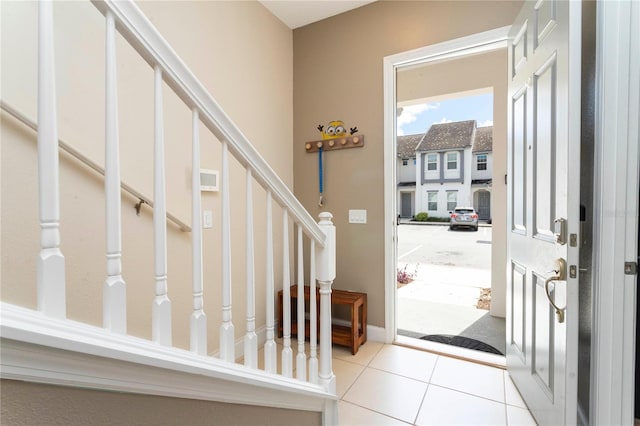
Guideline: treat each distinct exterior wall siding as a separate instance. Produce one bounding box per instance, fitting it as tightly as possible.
[417,182,470,218]
[471,152,493,180]
[421,149,465,184]
[397,158,417,183]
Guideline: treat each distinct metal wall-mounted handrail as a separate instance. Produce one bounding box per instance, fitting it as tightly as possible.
[0,100,191,232]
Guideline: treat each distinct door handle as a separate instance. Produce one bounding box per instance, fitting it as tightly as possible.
[544,258,566,323]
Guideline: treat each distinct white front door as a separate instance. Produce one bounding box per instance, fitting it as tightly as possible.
[506,1,581,424]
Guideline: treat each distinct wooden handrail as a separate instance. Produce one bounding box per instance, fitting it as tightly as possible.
[0,100,191,232]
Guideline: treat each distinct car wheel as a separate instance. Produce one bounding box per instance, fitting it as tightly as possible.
[449,225,454,231]
[473,226,478,231]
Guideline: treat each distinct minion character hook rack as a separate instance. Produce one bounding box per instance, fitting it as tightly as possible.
[305,120,364,207]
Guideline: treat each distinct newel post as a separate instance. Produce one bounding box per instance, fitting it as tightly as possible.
[315,212,336,394]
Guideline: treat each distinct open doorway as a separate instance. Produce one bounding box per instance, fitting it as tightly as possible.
[383,29,510,364]
[395,89,505,357]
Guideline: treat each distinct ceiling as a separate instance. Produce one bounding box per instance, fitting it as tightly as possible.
[259,1,377,29]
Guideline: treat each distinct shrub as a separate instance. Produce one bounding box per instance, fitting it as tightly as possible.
[414,212,429,222]
[426,216,450,222]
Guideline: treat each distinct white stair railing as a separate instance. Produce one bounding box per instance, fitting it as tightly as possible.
[37,0,66,319]
[244,168,258,368]
[103,10,126,334]
[264,191,278,374]
[191,109,207,355]
[152,65,172,347]
[19,0,338,400]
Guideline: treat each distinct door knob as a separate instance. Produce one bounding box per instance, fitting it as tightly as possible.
[544,258,566,323]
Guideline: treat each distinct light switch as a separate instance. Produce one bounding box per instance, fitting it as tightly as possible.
[349,209,367,224]
[203,210,213,229]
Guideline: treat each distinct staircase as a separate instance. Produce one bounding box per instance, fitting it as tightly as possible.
[0,1,338,424]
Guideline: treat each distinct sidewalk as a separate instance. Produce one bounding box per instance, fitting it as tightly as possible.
[397,263,506,355]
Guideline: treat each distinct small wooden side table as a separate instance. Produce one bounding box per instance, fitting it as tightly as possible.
[277,285,367,355]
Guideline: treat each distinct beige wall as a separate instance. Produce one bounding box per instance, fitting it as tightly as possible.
[1,1,292,349]
[293,1,522,326]
[0,380,321,426]
[396,50,509,317]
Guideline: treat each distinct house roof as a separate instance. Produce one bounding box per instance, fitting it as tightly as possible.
[416,120,476,152]
[396,134,423,158]
[473,126,493,153]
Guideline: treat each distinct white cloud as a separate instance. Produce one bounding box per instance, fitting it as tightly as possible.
[436,117,452,124]
[397,103,439,134]
[478,120,493,127]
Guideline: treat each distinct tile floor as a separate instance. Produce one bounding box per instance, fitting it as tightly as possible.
[333,342,537,425]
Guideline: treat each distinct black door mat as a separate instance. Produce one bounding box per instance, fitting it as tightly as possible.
[420,334,503,355]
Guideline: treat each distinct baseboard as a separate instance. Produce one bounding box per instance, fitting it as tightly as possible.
[366,325,387,342]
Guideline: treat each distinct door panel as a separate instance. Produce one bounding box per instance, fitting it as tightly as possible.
[507,0,580,424]
[511,262,526,359]
[512,86,528,233]
[532,272,553,391]
[533,54,557,239]
[535,0,557,47]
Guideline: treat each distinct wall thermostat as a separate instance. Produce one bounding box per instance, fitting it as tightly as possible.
[200,169,219,192]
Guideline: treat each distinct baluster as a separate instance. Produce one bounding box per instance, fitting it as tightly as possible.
[281,209,293,377]
[37,0,66,318]
[264,191,277,373]
[103,10,126,333]
[308,241,318,384]
[244,168,258,367]
[220,140,235,361]
[296,225,307,381]
[152,65,171,345]
[190,109,206,355]
[316,212,336,394]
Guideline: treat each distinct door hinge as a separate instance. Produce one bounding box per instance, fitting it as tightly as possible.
[625,262,637,275]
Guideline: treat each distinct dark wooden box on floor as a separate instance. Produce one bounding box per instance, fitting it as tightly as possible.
[277,285,367,355]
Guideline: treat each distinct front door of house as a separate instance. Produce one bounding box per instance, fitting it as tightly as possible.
[401,192,412,218]
[506,0,581,424]
[477,191,490,220]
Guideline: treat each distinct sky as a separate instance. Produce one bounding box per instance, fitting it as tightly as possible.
[397,93,493,136]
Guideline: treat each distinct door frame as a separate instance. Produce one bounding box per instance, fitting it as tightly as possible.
[591,1,640,424]
[382,5,640,422]
[383,26,510,344]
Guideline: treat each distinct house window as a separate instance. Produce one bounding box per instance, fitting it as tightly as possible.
[477,154,487,171]
[427,191,438,211]
[447,152,458,170]
[413,158,416,165]
[447,191,457,211]
[402,159,408,166]
[426,154,438,171]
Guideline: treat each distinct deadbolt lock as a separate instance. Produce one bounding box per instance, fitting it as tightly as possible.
[554,218,567,245]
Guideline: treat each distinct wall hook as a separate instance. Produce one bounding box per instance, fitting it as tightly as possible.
[134,199,146,216]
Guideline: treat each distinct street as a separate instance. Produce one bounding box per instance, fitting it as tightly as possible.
[397,224,492,270]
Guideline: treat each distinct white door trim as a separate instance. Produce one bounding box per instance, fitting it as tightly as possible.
[383,26,510,343]
[591,1,640,424]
